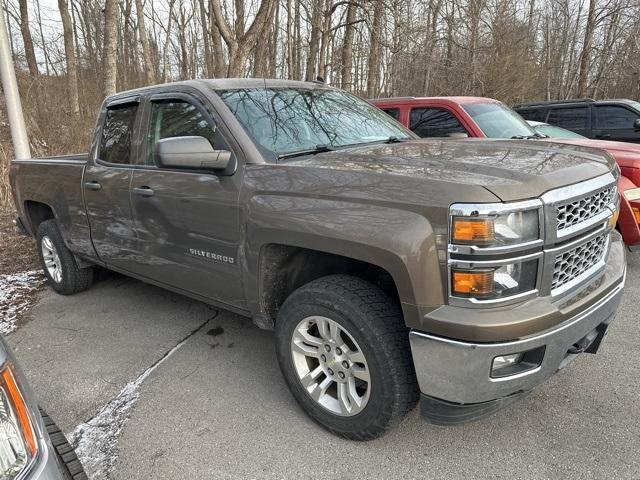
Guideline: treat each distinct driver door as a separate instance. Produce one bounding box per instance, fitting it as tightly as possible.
[128,93,245,309]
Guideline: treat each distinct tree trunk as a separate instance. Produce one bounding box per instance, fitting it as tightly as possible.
[341,2,356,90]
[135,0,154,84]
[198,0,213,77]
[58,0,80,116]
[577,0,596,97]
[305,0,323,80]
[366,0,383,97]
[103,0,119,97]
[18,0,38,76]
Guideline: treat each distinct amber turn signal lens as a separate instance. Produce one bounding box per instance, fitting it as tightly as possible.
[1,366,38,457]
[452,270,494,296]
[632,207,640,224]
[452,218,495,243]
[607,208,620,228]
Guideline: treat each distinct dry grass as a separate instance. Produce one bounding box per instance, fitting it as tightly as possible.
[0,209,38,276]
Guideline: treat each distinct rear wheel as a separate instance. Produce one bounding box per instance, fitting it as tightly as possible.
[275,275,419,440]
[36,220,93,295]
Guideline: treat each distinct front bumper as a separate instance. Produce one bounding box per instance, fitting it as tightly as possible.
[409,267,625,408]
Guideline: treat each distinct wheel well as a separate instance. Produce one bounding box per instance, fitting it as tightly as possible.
[259,244,400,325]
[24,201,55,234]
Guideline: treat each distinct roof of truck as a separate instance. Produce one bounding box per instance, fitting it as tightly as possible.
[369,96,501,106]
[105,78,332,102]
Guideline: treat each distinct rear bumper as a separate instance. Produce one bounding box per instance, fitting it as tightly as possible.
[409,271,625,407]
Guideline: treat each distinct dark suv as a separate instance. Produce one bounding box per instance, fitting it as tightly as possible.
[515,99,640,143]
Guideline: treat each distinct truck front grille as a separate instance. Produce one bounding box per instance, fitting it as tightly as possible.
[556,186,615,232]
[551,233,608,292]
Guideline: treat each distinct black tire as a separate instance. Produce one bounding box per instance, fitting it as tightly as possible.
[36,220,93,295]
[39,408,88,480]
[275,274,419,440]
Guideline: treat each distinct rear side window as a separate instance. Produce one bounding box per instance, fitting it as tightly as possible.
[99,104,138,164]
[596,105,639,129]
[409,108,467,138]
[547,107,588,130]
[147,100,217,165]
[517,108,544,122]
[381,108,400,121]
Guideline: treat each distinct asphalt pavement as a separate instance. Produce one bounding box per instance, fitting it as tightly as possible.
[7,253,640,480]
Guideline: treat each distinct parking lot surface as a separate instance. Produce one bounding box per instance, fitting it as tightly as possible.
[7,254,640,479]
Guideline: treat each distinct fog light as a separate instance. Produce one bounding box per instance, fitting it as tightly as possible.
[492,353,523,373]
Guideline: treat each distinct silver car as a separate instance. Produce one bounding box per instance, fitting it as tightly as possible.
[0,336,86,480]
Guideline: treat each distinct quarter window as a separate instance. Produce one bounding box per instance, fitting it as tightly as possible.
[596,106,639,129]
[547,107,588,131]
[99,104,138,164]
[409,108,467,138]
[147,100,217,165]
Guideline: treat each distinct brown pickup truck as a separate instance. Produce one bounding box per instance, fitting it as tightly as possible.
[10,79,626,439]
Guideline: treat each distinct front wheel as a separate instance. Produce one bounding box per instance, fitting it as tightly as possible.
[275,275,419,440]
[36,220,94,295]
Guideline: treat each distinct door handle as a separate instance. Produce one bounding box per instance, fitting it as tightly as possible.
[133,186,155,197]
[84,181,102,191]
[595,133,611,139]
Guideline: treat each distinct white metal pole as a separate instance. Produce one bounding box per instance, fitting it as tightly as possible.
[0,4,30,159]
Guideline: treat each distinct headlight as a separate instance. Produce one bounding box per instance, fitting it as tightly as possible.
[451,209,540,247]
[0,365,38,479]
[451,258,538,300]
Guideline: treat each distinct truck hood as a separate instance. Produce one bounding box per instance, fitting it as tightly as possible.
[542,138,640,170]
[284,139,615,201]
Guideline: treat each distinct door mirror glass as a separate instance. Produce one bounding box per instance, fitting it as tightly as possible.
[634,119,640,131]
[156,136,232,170]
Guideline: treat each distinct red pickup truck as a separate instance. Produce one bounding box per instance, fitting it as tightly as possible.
[370,96,640,249]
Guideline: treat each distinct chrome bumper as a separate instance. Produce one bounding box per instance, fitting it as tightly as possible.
[409,274,625,405]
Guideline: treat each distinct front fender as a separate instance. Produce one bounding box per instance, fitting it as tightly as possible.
[618,176,640,247]
[242,194,446,326]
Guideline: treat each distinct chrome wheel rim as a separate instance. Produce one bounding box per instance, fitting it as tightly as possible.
[41,235,62,283]
[291,315,371,416]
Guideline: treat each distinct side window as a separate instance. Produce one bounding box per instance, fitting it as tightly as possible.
[547,107,588,130]
[147,100,217,165]
[381,108,400,121]
[517,108,544,122]
[409,107,467,138]
[99,104,138,164]
[596,106,639,129]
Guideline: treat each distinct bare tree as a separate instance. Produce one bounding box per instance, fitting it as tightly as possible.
[210,0,277,77]
[103,0,118,96]
[17,0,38,76]
[58,0,80,116]
[135,0,154,85]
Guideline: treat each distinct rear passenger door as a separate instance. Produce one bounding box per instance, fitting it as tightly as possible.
[409,107,469,138]
[128,92,245,308]
[546,106,590,137]
[594,105,640,143]
[83,98,140,269]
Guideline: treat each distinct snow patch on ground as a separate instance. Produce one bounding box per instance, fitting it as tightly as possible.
[70,319,210,480]
[0,270,44,334]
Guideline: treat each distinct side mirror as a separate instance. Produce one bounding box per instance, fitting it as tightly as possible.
[634,119,640,131]
[156,136,231,171]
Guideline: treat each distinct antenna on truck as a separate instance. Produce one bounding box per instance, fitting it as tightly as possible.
[0,5,31,159]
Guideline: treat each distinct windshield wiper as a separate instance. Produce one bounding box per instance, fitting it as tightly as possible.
[510,134,541,140]
[385,136,410,144]
[278,144,334,160]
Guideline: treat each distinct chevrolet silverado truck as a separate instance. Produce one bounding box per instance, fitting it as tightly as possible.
[10,80,626,439]
[371,95,640,249]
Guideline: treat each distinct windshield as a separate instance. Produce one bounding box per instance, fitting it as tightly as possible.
[462,102,537,138]
[534,124,586,139]
[216,87,411,157]
[629,101,640,114]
